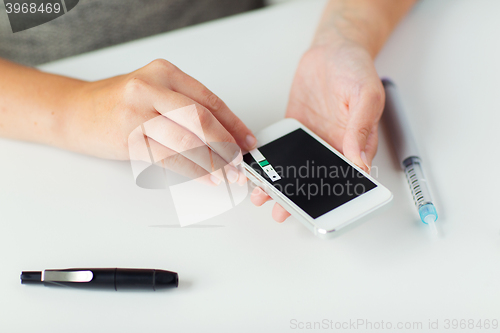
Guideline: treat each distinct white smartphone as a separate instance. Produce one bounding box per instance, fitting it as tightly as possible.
[242,119,393,239]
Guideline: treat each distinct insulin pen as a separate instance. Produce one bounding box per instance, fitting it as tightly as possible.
[382,78,439,234]
[21,268,178,291]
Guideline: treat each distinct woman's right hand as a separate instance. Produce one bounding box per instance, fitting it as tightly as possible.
[64,59,256,185]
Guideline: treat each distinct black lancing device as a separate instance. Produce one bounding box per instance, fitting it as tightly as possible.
[20,268,178,291]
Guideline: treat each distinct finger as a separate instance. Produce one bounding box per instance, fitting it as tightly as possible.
[168,70,257,151]
[250,188,292,222]
[342,85,384,172]
[250,187,273,206]
[272,203,291,223]
[126,81,244,183]
[142,114,242,184]
[149,137,223,186]
[128,127,220,186]
[362,125,379,172]
[152,89,244,168]
[234,164,248,186]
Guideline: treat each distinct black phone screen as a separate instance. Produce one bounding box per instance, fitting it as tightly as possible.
[243,128,377,219]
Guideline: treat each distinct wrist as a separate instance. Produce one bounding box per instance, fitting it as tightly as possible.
[312,15,385,59]
[312,0,413,59]
[60,75,127,159]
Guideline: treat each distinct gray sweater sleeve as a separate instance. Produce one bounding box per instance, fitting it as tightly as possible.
[0,0,263,66]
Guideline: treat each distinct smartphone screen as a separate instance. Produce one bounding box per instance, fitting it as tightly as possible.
[243,128,377,219]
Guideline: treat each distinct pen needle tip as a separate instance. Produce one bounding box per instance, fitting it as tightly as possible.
[424,215,438,236]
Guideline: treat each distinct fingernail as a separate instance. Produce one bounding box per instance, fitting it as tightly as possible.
[226,169,239,184]
[230,150,243,166]
[237,171,247,185]
[246,134,257,149]
[210,174,221,185]
[360,151,371,173]
[251,187,263,195]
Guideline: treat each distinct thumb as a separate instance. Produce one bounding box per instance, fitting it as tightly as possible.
[342,90,384,172]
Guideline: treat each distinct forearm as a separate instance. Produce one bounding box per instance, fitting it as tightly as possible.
[0,58,86,148]
[314,0,417,57]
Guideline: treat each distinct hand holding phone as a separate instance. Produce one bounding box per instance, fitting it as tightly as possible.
[243,119,392,238]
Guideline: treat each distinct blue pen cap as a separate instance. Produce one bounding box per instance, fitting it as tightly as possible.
[419,203,438,224]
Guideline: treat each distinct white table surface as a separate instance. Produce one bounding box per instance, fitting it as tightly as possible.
[2,0,500,332]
